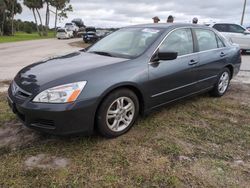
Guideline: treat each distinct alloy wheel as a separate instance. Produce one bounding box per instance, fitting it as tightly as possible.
[106,97,135,132]
[218,72,230,94]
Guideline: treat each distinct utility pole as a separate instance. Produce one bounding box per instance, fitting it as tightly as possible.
[241,0,247,25]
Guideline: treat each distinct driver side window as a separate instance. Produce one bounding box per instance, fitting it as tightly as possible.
[159,29,194,56]
[228,24,246,33]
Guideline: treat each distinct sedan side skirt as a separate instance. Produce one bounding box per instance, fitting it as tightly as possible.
[151,75,217,98]
[150,86,214,110]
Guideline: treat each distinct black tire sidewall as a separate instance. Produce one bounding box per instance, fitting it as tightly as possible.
[97,89,139,138]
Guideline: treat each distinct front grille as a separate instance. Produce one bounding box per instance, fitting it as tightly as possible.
[31,119,55,130]
[11,82,32,100]
[17,90,31,98]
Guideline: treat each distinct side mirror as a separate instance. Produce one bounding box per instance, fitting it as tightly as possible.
[243,30,250,35]
[151,50,178,62]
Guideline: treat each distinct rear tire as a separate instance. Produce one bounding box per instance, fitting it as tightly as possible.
[96,89,139,138]
[210,68,231,97]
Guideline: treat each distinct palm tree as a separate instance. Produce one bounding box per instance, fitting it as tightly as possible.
[23,0,43,36]
[10,0,22,35]
[0,0,7,35]
[0,0,22,35]
[50,0,72,34]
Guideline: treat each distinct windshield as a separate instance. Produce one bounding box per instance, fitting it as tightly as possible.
[57,29,66,32]
[86,27,96,32]
[87,27,163,59]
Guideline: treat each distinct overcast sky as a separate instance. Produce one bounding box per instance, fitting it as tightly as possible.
[16,0,250,28]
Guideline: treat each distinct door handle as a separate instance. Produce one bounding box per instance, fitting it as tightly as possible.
[189,59,198,65]
[220,52,226,57]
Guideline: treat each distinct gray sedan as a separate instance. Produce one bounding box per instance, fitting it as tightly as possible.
[8,23,241,138]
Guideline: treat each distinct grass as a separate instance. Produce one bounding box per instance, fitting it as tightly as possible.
[0,32,55,43]
[0,93,16,126]
[0,83,250,187]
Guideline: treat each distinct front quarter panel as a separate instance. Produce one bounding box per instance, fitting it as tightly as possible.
[76,57,149,110]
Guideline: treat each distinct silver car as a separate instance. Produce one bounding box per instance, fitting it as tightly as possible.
[211,23,250,52]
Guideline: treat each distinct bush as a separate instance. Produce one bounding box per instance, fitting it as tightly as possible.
[3,21,12,36]
[24,24,33,34]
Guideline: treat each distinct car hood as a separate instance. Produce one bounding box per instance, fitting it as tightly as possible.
[15,52,128,93]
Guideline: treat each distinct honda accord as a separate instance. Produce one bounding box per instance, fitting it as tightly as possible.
[8,24,241,138]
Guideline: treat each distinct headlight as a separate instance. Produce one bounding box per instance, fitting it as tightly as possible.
[33,81,87,103]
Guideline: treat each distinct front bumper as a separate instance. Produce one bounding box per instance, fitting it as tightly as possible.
[7,88,97,135]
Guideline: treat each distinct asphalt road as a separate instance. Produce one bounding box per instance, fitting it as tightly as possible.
[0,38,82,81]
[0,39,249,81]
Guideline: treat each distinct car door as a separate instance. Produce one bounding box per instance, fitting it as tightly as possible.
[148,28,200,108]
[193,28,228,90]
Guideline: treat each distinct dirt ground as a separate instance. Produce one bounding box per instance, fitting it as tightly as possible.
[68,40,90,48]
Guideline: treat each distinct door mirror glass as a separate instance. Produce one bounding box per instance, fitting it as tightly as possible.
[158,51,178,60]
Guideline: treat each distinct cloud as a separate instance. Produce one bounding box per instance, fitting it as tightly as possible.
[16,0,250,28]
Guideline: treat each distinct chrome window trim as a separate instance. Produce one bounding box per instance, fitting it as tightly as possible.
[148,26,228,64]
[151,27,193,58]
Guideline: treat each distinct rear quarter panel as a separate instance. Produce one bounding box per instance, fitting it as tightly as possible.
[226,44,241,77]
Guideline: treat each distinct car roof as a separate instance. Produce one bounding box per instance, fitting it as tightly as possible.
[125,23,209,29]
[211,23,242,26]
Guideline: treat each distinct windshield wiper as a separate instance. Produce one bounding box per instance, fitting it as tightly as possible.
[89,51,114,57]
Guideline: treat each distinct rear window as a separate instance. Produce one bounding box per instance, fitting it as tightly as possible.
[216,35,225,48]
[57,29,66,32]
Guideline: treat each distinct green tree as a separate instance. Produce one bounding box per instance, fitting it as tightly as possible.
[0,0,22,36]
[50,0,72,33]
[0,0,7,35]
[10,0,22,35]
[44,0,52,36]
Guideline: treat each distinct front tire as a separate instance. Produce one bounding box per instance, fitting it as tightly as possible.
[96,89,139,138]
[210,68,231,97]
